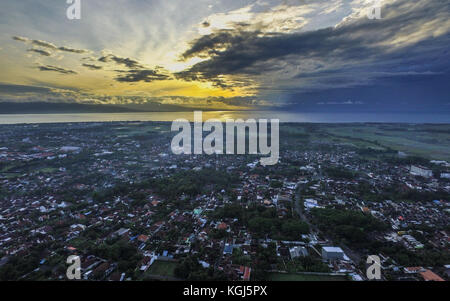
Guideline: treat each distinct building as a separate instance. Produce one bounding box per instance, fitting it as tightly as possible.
[217,222,228,230]
[137,235,149,243]
[419,269,444,281]
[404,266,425,274]
[398,151,407,158]
[223,244,233,255]
[243,266,251,281]
[322,247,345,261]
[60,146,81,153]
[444,265,450,278]
[402,234,424,249]
[440,173,450,179]
[114,228,130,237]
[410,165,433,178]
[290,246,308,259]
[304,199,320,210]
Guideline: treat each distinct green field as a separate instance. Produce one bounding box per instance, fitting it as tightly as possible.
[144,260,177,278]
[38,167,59,173]
[268,273,348,281]
[322,124,450,160]
[114,123,171,136]
[279,123,450,161]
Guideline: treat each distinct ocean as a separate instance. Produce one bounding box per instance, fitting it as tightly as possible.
[0,111,449,124]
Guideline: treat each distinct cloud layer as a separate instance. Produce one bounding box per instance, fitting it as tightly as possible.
[1,0,449,111]
[178,0,450,96]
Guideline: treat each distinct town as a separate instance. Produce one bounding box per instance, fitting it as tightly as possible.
[171,111,279,166]
[0,122,448,281]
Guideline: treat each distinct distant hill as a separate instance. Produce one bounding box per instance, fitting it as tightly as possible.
[0,102,196,114]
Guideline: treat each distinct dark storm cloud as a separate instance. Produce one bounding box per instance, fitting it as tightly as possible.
[0,83,82,104]
[178,0,450,92]
[27,48,52,56]
[82,63,102,70]
[181,30,255,60]
[114,69,170,83]
[36,65,77,75]
[98,54,144,69]
[0,83,53,94]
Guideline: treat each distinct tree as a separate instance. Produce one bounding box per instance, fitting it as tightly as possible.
[281,220,309,240]
[174,256,202,279]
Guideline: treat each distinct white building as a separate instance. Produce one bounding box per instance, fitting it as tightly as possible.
[60,146,81,153]
[322,247,345,260]
[410,165,433,178]
[304,199,322,210]
[290,246,308,259]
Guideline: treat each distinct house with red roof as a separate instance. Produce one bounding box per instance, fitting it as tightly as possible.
[420,270,444,281]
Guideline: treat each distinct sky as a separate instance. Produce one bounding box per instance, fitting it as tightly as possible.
[0,0,449,112]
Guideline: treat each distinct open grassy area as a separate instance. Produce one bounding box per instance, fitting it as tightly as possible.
[113,123,171,136]
[2,173,20,179]
[144,260,177,278]
[268,273,348,281]
[38,167,59,174]
[318,124,450,161]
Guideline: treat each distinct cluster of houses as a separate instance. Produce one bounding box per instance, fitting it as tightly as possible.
[0,122,448,281]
